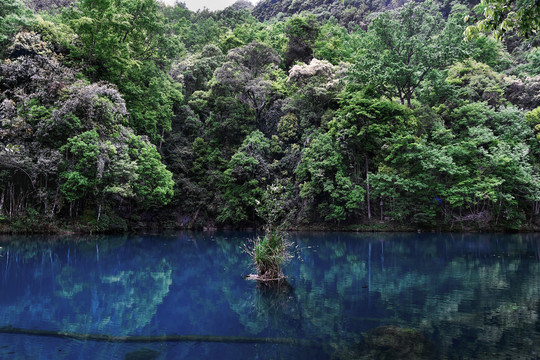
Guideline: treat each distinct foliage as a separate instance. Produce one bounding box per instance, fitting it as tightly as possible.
[0,30,173,230]
[464,0,540,39]
[62,0,184,142]
[445,59,507,107]
[526,106,540,143]
[313,22,355,65]
[129,134,175,207]
[252,0,393,30]
[0,0,31,52]
[505,75,540,110]
[351,2,468,107]
[214,41,282,132]
[296,132,364,222]
[1,0,540,232]
[172,44,225,97]
[371,111,540,228]
[284,15,320,69]
[245,230,292,280]
[285,58,346,134]
[218,130,271,225]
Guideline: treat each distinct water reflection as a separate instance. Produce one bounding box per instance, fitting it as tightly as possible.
[0,232,539,359]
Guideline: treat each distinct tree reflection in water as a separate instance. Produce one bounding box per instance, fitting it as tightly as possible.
[0,232,538,359]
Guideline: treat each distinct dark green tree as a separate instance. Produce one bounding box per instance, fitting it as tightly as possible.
[284,15,320,69]
[214,41,282,134]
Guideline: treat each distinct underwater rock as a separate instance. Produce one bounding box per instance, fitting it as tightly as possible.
[361,325,432,360]
[331,326,433,360]
[125,348,160,360]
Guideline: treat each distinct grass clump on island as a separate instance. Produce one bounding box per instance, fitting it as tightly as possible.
[245,230,293,282]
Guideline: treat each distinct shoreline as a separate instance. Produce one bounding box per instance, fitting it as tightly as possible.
[1,218,538,235]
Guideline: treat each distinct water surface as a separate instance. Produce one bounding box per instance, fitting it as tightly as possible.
[0,232,539,359]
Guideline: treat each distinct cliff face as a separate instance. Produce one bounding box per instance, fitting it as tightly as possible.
[229,0,255,10]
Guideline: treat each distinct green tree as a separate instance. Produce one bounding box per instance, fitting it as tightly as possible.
[286,58,346,132]
[445,59,507,108]
[372,106,540,229]
[522,48,540,76]
[129,134,175,208]
[60,129,100,203]
[60,128,174,218]
[172,44,225,97]
[66,0,181,77]
[526,106,540,146]
[0,30,174,226]
[330,92,416,219]
[218,130,271,225]
[296,132,364,223]
[313,22,353,65]
[64,0,184,142]
[120,63,183,144]
[351,2,467,107]
[0,0,31,52]
[370,134,451,225]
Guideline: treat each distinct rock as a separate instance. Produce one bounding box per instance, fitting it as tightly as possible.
[125,348,160,360]
[361,326,433,360]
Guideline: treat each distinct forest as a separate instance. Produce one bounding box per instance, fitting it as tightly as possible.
[1,0,539,232]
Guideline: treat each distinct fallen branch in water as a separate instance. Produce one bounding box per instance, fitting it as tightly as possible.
[0,325,313,346]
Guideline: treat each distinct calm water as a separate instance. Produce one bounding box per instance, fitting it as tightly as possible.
[0,232,539,359]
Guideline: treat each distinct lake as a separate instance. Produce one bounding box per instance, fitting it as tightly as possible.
[0,232,538,359]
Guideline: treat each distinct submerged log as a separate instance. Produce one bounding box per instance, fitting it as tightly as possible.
[0,325,313,346]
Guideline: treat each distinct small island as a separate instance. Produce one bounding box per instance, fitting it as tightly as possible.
[245,230,292,282]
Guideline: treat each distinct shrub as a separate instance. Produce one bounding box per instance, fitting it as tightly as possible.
[245,230,292,281]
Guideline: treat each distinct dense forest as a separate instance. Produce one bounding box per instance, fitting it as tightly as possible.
[0,0,539,232]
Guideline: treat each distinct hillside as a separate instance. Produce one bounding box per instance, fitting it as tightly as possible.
[1,0,540,233]
[253,0,371,28]
[252,0,478,28]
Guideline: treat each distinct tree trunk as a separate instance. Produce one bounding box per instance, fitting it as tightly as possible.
[97,203,102,223]
[495,198,502,226]
[365,156,371,220]
[158,128,165,150]
[51,185,60,216]
[9,182,14,217]
[97,193,105,223]
[0,190,4,215]
[380,197,383,222]
[188,207,201,228]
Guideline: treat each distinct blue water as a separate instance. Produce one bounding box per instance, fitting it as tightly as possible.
[0,232,539,359]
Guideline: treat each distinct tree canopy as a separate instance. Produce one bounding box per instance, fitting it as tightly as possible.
[465,0,540,39]
[1,0,540,232]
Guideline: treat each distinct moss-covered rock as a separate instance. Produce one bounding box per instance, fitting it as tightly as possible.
[361,326,433,360]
